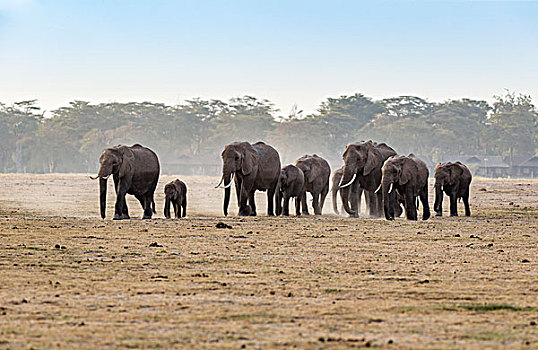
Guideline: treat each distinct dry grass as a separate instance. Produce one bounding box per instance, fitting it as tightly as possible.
[0,174,537,349]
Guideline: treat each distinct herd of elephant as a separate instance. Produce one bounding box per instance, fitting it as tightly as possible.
[91,141,472,221]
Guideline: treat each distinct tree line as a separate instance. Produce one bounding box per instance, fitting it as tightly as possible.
[1,91,536,174]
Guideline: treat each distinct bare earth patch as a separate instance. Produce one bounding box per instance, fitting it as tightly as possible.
[0,175,537,348]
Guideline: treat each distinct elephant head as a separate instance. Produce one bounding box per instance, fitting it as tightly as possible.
[381,155,416,220]
[164,180,181,219]
[90,146,134,219]
[434,162,462,215]
[217,142,259,216]
[295,155,322,184]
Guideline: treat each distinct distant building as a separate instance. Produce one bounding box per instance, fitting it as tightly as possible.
[509,155,538,178]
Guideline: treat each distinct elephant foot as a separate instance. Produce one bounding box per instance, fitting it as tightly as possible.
[450,213,458,217]
[302,212,310,216]
[435,212,442,217]
[423,213,430,220]
[113,214,130,220]
[142,215,152,220]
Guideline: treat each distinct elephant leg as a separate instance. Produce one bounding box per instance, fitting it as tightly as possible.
[312,191,321,215]
[376,192,384,218]
[238,183,253,216]
[319,185,329,214]
[368,193,377,218]
[267,186,276,216]
[114,182,130,220]
[463,191,471,216]
[143,194,154,219]
[235,177,242,207]
[405,191,417,220]
[174,200,180,218]
[449,193,458,216]
[420,186,430,220]
[283,193,290,216]
[357,187,363,214]
[295,194,302,216]
[275,191,282,216]
[248,189,257,216]
[182,197,187,217]
[301,192,309,215]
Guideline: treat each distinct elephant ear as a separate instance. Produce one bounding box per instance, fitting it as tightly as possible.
[399,158,415,185]
[363,148,380,176]
[241,143,259,176]
[118,146,134,178]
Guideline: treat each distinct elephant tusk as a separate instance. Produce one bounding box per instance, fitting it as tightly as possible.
[215,177,224,188]
[89,175,99,180]
[374,183,382,193]
[102,174,111,180]
[339,173,356,188]
[388,183,393,194]
[223,173,234,188]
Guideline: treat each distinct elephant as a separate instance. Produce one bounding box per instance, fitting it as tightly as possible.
[91,144,160,220]
[381,154,430,221]
[434,161,472,217]
[295,154,331,215]
[217,141,281,216]
[164,179,187,219]
[339,140,397,218]
[276,164,305,216]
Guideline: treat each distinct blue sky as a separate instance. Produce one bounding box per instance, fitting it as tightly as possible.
[1,0,537,115]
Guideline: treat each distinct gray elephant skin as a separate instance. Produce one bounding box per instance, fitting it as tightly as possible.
[218,141,281,216]
[276,164,305,216]
[164,179,187,219]
[339,140,397,217]
[92,144,160,220]
[295,154,331,215]
[434,162,472,216]
[381,154,430,221]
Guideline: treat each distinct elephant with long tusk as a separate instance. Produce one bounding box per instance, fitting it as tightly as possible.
[90,144,160,220]
[219,141,281,216]
[339,140,398,218]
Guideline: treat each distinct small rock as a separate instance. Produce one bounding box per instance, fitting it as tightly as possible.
[287,292,293,297]
[269,291,276,295]
[365,341,371,347]
[388,339,394,344]
[522,259,530,263]
[149,242,162,247]
[454,234,460,237]
[54,244,60,249]
[530,320,536,326]
[487,243,493,247]
[318,337,325,342]
[216,222,232,229]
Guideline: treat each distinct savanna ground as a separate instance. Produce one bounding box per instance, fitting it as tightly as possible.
[0,174,537,349]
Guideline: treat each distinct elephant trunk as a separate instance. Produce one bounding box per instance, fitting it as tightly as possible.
[382,177,395,220]
[341,185,356,216]
[222,171,233,216]
[332,185,339,214]
[434,183,443,215]
[99,177,107,219]
[164,197,171,219]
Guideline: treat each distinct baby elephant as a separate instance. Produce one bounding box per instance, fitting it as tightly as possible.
[277,164,305,216]
[164,179,187,219]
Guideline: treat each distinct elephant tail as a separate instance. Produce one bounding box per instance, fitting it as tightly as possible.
[152,199,156,214]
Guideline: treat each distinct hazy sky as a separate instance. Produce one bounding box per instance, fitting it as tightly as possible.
[1,0,537,115]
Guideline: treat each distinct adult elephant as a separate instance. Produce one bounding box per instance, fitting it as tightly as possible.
[91,144,160,220]
[217,141,281,216]
[434,162,472,216]
[295,154,331,215]
[339,140,397,217]
[381,154,430,221]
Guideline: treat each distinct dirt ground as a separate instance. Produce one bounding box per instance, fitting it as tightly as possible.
[0,174,537,349]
